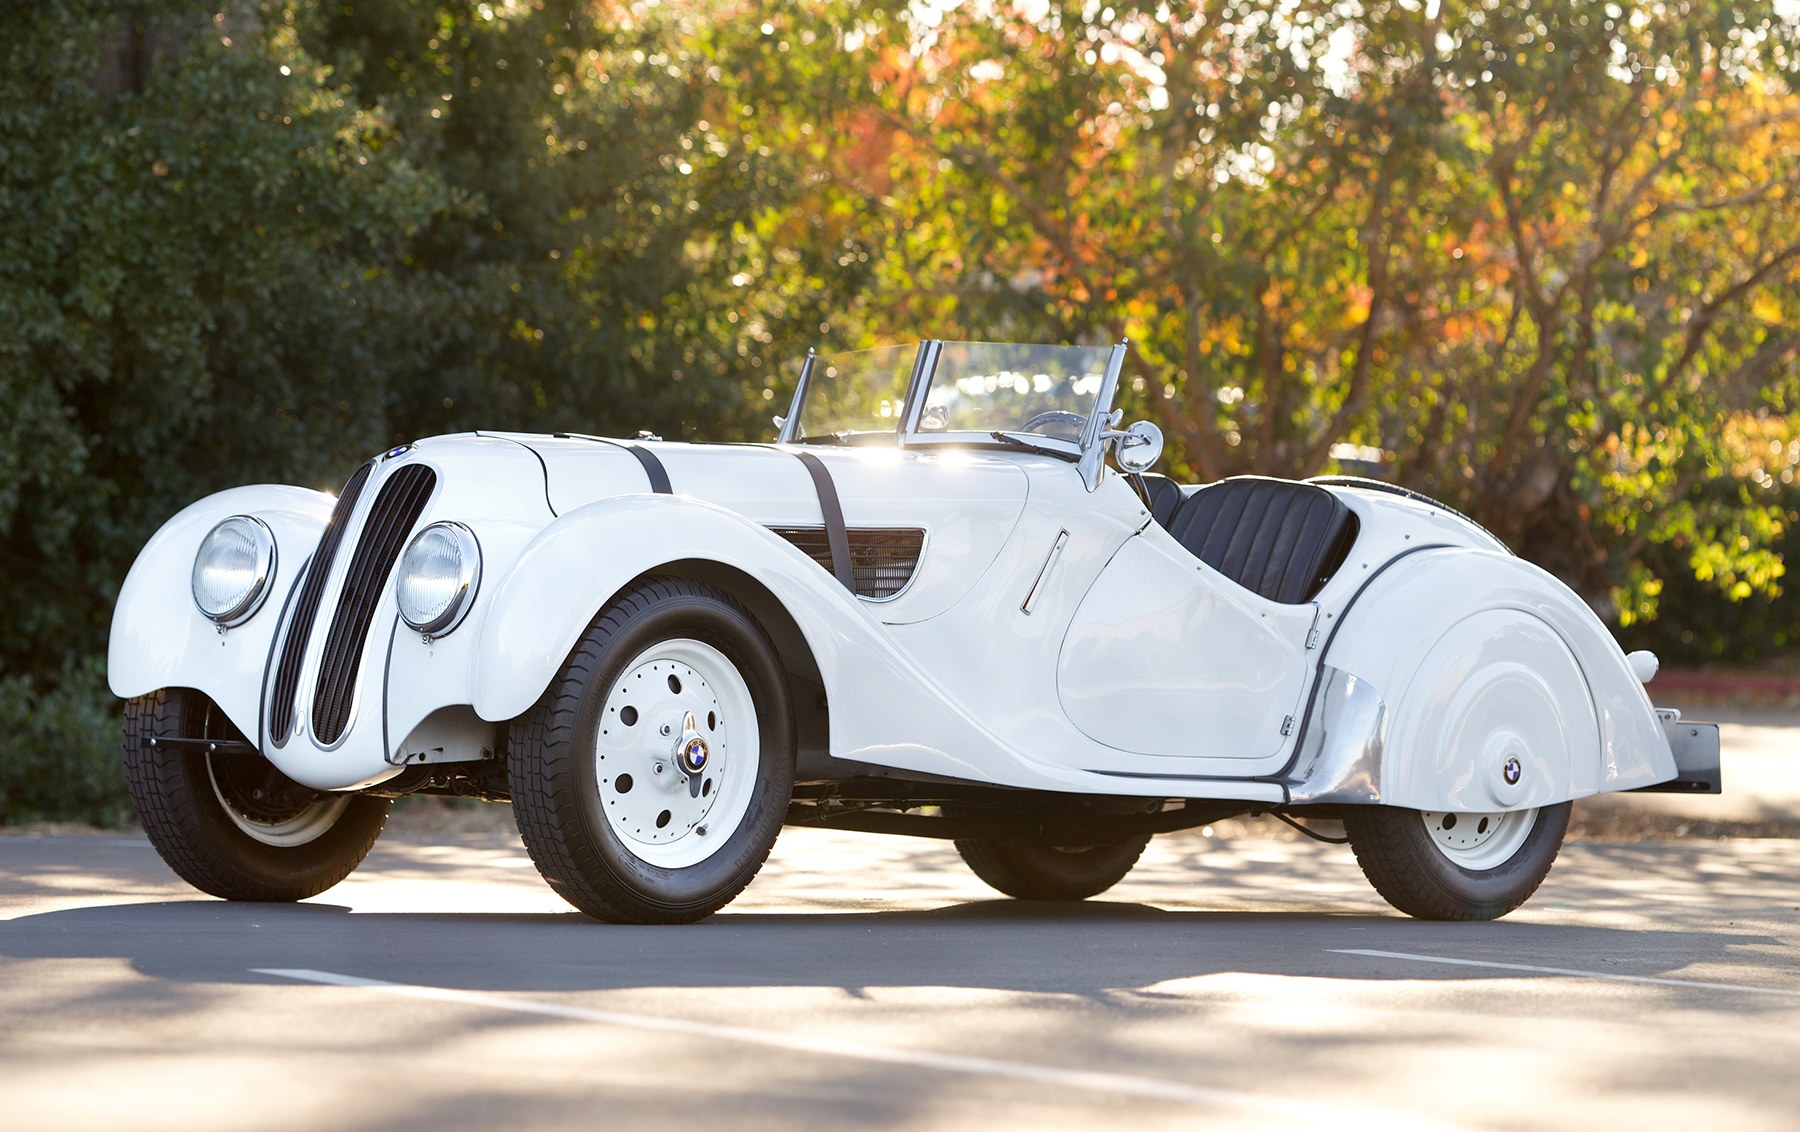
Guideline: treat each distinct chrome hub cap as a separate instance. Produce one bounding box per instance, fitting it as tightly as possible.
[595,638,758,868]
[1419,808,1536,871]
[675,713,710,780]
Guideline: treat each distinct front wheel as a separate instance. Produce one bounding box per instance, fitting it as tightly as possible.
[1344,803,1571,921]
[955,836,1152,901]
[122,690,390,901]
[508,577,795,924]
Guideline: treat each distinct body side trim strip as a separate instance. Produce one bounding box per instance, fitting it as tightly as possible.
[792,451,856,591]
[549,433,672,495]
[624,444,673,495]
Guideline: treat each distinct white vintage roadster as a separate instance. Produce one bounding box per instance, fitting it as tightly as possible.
[109,340,1720,922]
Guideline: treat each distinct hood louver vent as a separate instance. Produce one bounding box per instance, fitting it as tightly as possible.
[771,527,926,600]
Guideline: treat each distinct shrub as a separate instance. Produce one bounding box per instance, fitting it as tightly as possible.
[0,661,131,827]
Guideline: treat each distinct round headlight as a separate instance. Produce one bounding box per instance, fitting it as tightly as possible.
[191,516,277,627]
[396,522,481,636]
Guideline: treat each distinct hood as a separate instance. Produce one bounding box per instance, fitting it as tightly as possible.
[487,433,1033,623]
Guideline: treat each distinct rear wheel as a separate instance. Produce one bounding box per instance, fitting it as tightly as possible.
[1344,803,1570,921]
[122,689,389,901]
[955,836,1151,901]
[508,577,795,924]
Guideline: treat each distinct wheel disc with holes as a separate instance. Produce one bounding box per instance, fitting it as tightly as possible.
[508,577,794,924]
[595,639,758,869]
[1416,809,1537,871]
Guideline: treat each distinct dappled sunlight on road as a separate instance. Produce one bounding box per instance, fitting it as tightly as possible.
[0,836,195,916]
[325,838,566,916]
[6,828,1800,1131]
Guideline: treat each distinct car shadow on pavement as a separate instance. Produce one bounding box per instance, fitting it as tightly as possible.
[1,895,1788,1009]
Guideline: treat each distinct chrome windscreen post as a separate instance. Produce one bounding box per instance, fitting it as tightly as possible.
[777,350,815,444]
[1077,341,1129,491]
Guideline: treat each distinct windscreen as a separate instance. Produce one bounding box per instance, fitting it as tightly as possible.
[919,342,1111,442]
[793,345,918,442]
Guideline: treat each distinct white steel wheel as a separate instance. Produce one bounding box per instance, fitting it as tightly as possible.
[508,577,795,924]
[1417,809,1537,871]
[1344,802,1571,921]
[207,756,352,849]
[595,639,759,869]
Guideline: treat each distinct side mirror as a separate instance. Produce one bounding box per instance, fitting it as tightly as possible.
[1113,420,1163,473]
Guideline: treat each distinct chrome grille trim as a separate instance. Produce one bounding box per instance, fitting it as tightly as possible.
[269,462,373,746]
[311,464,437,746]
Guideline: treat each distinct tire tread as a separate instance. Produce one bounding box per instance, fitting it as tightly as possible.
[507,577,790,924]
[122,690,388,902]
[955,836,1151,901]
[1344,803,1569,921]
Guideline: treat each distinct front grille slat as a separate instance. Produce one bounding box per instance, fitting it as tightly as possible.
[770,526,925,599]
[311,464,437,745]
[269,462,373,745]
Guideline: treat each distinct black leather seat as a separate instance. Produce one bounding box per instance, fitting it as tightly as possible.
[1164,476,1357,604]
[1136,473,1186,527]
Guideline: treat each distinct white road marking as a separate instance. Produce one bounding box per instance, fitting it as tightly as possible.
[254,967,1463,1129]
[1331,949,1800,998]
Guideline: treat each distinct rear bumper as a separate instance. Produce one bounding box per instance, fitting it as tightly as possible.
[1630,718,1722,795]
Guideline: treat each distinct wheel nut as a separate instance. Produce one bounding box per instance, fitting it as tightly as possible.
[654,762,665,775]
[660,724,672,736]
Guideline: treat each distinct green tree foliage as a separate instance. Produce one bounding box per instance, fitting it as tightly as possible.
[0,660,130,826]
[1623,417,1800,661]
[0,0,857,821]
[794,0,1800,619]
[3,0,1796,822]
[0,2,440,811]
[1,0,457,819]
[289,0,865,440]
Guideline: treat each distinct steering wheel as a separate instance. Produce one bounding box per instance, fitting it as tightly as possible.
[1018,410,1087,442]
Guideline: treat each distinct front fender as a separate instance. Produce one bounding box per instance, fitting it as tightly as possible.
[107,485,335,740]
[470,494,869,722]
[1315,547,1674,811]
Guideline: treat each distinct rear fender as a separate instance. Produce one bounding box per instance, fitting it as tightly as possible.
[1314,547,1673,811]
[106,485,335,740]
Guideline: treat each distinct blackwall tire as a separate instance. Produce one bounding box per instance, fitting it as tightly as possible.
[954,836,1151,901]
[122,689,389,901]
[1344,803,1571,921]
[507,577,795,924]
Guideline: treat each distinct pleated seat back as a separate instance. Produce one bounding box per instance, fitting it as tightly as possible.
[1163,476,1357,604]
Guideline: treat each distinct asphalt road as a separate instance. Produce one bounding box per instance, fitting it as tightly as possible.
[4,817,1799,1132]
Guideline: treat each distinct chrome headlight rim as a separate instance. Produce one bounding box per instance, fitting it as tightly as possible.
[191,515,277,628]
[396,521,482,637]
